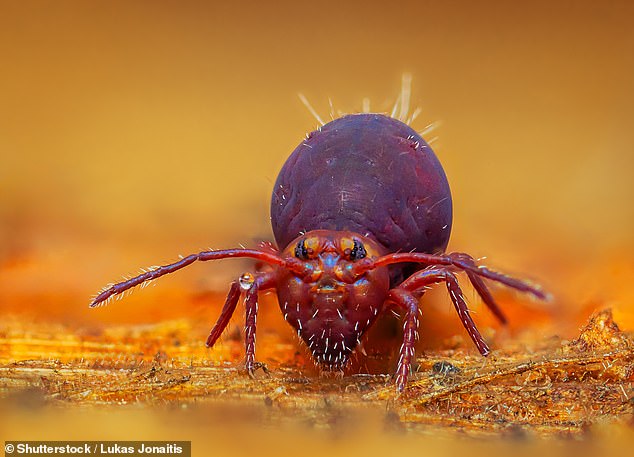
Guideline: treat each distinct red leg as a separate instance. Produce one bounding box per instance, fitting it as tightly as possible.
[400,267,490,356]
[352,251,549,301]
[443,272,490,356]
[387,267,494,391]
[243,272,276,375]
[206,281,241,347]
[244,282,258,375]
[455,253,508,325]
[204,272,276,376]
[89,248,303,308]
[388,288,420,392]
[465,271,507,323]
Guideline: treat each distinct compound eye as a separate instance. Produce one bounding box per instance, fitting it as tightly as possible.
[294,239,309,260]
[295,237,319,260]
[349,239,367,261]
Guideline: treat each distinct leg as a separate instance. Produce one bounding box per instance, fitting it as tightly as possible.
[352,252,549,301]
[244,279,259,375]
[388,288,420,392]
[204,272,276,376]
[388,266,495,392]
[243,272,276,376]
[400,267,490,356]
[206,281,241,347]
[89,247,299,308]
[453,253,507,325]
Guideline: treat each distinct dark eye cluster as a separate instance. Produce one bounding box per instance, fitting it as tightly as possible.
[350,239,367,260]
[294,239,309,260]
[294,238,367,261]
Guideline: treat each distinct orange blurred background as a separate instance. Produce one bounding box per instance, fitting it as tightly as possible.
[1,0,633,347]
[2,1,634,452]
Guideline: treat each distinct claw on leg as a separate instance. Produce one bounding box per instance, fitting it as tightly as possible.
[247,361,270,378]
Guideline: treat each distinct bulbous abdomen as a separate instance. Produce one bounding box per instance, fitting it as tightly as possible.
[271,114,453,259]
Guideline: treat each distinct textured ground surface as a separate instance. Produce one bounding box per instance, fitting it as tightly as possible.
[1,308,632,444]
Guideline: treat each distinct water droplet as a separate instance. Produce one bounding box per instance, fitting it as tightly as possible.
[239,272,255,291]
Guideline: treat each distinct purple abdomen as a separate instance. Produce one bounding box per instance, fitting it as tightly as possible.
[271,114,452,259]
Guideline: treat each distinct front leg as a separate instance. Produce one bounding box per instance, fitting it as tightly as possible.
[204,271,276,376]
[242,272,276,376]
